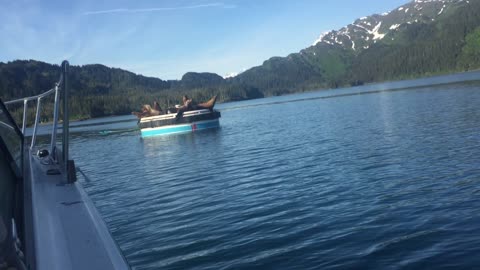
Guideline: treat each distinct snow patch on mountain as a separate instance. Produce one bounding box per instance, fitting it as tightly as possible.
[371,22,385,40]
[390,24,401,30]
[224,69,247,79]
[438,4,446,14]
[223,72,238,79]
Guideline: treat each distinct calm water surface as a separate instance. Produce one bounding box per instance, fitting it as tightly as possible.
[68,78,480,269]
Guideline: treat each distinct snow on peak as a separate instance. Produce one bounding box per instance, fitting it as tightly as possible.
[224,72,238,79]
[313,31,331,45]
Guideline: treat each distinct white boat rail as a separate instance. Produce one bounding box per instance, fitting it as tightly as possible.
[4,61,71,181]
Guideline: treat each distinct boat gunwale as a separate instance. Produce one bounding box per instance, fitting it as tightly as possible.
[140,119,220,137]
[139,109,215,123]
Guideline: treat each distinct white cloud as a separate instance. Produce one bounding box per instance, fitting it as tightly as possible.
[83,3,236,16]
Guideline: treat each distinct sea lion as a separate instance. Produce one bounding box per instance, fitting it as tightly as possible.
[132,103,163,119]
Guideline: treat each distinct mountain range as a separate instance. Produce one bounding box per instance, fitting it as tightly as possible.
[1,0,480,120]
[232,0,480,91]
[313,0,469,51]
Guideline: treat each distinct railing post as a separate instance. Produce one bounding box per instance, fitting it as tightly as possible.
[61,61,74,182]
[50,83,61,161]
[62,61,68,176]
[22,99,28,134]
[30,97,42,149]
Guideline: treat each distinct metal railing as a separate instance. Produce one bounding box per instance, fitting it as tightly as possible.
[4,61,71,179]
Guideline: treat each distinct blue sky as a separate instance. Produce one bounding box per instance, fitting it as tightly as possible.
[0,0,409,80]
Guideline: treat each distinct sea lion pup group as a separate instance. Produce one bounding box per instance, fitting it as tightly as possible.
[132,96,217,119]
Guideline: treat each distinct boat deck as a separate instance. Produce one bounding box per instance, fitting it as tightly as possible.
[26,151,129,270]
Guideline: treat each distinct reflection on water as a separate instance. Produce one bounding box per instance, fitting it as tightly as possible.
[141,128,222,159]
